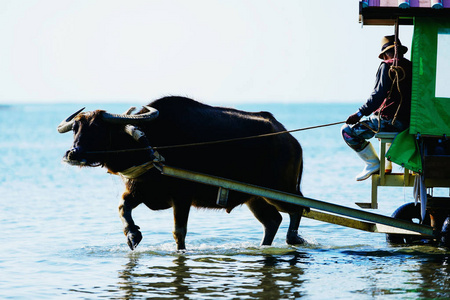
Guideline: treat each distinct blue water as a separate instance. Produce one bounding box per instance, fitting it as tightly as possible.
[1,102,449,299]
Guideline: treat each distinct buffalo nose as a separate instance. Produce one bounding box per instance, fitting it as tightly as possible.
[66,147,81,160]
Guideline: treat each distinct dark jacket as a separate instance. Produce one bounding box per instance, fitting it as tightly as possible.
[359,57,412,126]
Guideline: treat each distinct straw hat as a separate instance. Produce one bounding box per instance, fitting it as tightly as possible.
[378,35,408,59]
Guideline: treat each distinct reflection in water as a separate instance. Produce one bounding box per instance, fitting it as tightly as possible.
[250,252,308,299]
[117,250,309,299]
[416,252,450,299]
[339,247,450,298]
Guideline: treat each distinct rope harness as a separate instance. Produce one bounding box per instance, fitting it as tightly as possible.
[117,152,165,179]
[118,160,155,179]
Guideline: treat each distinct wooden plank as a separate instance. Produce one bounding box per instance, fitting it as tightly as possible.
[425,178,450,187]
[305,210,425,235]
[303,210,373,232]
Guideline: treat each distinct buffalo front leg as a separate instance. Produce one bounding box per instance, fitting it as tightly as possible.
[118,193,142,250]
[172,202,191,251]
[286,210,306,245]
[247,197,282,246]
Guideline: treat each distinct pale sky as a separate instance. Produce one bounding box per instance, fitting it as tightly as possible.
[0,0,415,104]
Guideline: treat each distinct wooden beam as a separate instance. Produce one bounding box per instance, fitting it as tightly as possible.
[160,164,434,236]
[359,3,450,25]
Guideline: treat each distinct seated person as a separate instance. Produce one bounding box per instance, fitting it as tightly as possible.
[341,35,412,181]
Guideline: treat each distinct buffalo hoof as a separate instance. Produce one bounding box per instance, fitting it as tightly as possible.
[127,230,143,250]
[286,230,306,245]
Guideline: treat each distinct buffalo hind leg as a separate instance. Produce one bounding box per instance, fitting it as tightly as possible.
[247,197,282,246]
[286,211,306,245]
[119,192,142,250]
[265,198,306,245]
[172,202,191,251]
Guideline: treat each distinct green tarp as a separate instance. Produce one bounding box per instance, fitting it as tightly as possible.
[410,17,450,137]
[387,17,450,173]
[386,129,422,173]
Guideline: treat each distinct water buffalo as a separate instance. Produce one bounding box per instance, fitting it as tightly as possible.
[58,96,306,250]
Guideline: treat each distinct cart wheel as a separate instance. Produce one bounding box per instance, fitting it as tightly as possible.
[386,202,432,245]
[439,217,450,248]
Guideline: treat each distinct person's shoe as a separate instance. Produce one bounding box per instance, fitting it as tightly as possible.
[355,142,380,181]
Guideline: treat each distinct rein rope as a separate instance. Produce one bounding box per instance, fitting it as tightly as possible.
[388,64,405,126]
[86,121,345,155]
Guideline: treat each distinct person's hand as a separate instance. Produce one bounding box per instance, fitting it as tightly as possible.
[346,112,362,125]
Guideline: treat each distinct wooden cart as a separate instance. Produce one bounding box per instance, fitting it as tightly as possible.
[358,0,450,246]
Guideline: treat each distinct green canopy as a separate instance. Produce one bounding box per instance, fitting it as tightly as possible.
[410,17,450,137]
[388,17,450,173]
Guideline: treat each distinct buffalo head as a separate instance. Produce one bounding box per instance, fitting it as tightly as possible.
[58,106,159,167]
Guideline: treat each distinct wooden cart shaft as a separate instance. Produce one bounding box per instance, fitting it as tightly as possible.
[157,164,434,237]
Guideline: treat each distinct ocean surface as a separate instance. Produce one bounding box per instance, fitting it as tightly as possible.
[1,102,449,299]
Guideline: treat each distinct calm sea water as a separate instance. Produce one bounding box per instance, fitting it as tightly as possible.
[1,102,449,299]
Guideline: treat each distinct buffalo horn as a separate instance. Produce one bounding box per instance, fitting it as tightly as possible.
[123,107,136,115]
[102,106,159,124]
[57,107,86,133]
